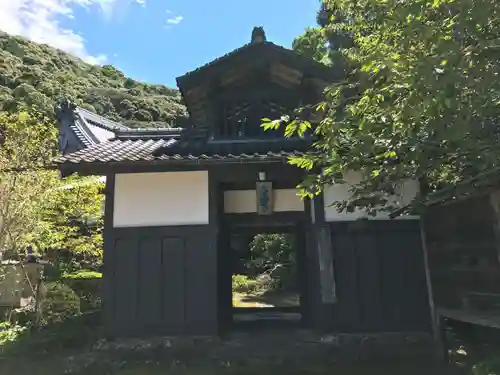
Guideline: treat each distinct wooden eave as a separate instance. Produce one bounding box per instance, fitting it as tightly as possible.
[175,42,337,126]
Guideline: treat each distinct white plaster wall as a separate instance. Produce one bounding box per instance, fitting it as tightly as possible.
[224,189,304,214]
[224,190,255,214]
[323,171,419,221]
[113,171,209,227]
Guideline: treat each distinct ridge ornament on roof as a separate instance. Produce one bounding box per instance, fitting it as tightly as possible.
[251,26,266,44]
[55,98,132,155]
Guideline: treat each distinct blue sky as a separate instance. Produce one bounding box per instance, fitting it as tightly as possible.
[0,0,320,87]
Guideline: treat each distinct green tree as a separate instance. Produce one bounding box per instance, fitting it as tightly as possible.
[32,176,104,270]
[0,111,57,257]
[293,2,354,68]
[292,27,330,65]
[269,0,500,215]
[0,111,103,267]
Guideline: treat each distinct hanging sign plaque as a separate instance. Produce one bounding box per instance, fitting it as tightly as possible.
[256,181,273,215]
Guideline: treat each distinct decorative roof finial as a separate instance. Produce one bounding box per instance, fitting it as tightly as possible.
[56,98,76,121]
[251,26,266,44]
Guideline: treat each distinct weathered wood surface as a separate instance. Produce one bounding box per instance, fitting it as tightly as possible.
[317,225,336,305]
[325,220,431,333]
[424,194,500,311]
[105,226,218,337]
[438,307,500,328]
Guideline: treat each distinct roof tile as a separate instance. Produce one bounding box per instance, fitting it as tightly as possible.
[54,137,310,166]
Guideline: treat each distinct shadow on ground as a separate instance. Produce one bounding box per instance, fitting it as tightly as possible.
[0,311,496,375]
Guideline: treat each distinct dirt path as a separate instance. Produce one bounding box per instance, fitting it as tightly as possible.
[232,292,273,308]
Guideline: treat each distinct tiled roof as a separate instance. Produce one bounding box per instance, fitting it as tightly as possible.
[75,108,130,132]
[54,137,311,165]
[58,103,131,149]
[176,41,336,87]
[68,115,96,147]
[54,139,173,164]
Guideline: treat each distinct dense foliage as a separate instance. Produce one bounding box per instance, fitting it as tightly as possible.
[41,282,81,324]
[0,31,187,128]
[292,27,330,65]
[0,111,57,256]
[278,0,500,214]
[36,176,104,272]
[0,111,103,263]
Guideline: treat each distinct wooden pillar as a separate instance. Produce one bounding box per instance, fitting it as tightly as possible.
[102,173,115,336]
[312,194,336,304]
[307,193,336,330]
[205,168,221,335]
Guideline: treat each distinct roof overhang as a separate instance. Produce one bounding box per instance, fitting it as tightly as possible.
[176,42,337,92]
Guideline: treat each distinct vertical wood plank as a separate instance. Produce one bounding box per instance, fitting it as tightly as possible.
[137,237,162,331]
[162,237,186,334]
[384,229,407,330]
[331,223,360,331]
[185,230,218,335]
[114,237,138,333]
[356,227,383,331]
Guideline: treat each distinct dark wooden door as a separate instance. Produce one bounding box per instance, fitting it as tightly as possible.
[329,220,431,333]
[106,226,218,337]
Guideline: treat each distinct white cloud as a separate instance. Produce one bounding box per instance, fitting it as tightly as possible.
[0,0,114,65]
[97,0,117,19]
[166,15,183,25]
[135,0,145,6]
[87,53,108,65]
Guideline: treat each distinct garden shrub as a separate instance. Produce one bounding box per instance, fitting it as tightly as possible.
[232,274,260,294]
[0,322,26,347]
[42,282,80,324]
[62,270,102,312]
